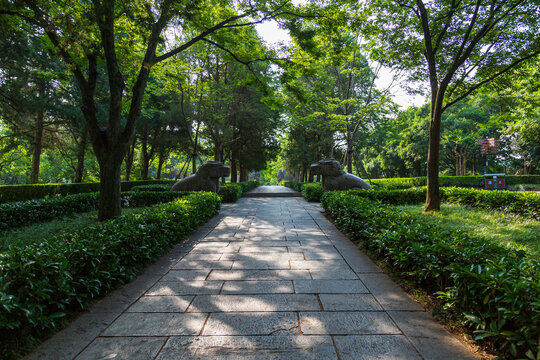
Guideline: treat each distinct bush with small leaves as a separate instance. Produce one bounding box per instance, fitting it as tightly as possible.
[0,192,221,359]
[301,182,324,202]
[321,191,539,359]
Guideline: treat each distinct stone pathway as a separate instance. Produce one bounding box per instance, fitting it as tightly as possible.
[28,190,476,359]
[243,185,300,197]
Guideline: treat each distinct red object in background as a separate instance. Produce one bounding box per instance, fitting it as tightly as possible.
[497,177,505,189]
[476,138,500,154]
[485,177,494,189]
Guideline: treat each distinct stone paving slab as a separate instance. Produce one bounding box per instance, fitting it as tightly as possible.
[231,259,292,270]
[75,337,167,360]
[187,294,321,312]
[333,335,421,359]
[146,280,224,295]
[299,311,401,335]
[203,312,299,335]
[127,295,194,312]
[359,273,425,311]
[208,269,312,280]
[156,335,337,359]
[293,279,369,294]
[27,195,477,359]
[102,313,208,336]
[319,294,382,311]
[220,252,304,261]
[221,280,294,294]
[25,312,119,360]
[160,269,210,281]
[388,311,477,360]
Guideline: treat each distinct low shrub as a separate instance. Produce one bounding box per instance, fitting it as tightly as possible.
[350,187,540,220]
[352,188,426,205]
[0,191,190,231]
[301,182,324,202]
[443,187,540,221]
[281,180,305,192]
[130,184,172,192]
[370,175,540,190]
[0,192,221,359]
[0,180,175,204]
[370,178,420,190]
[219,183,243,202]
[238,180,259,193]
[321,191,539,359]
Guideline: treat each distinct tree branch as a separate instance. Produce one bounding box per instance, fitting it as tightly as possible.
[443,49,540,110]
[155,13,251,63]
[433,0,457,55]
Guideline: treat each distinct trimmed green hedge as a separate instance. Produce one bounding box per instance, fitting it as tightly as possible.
[130,184,172,192]
[321,191,539,359]
[218,181,259,202]
[301,183,324,202]
[238,180,259,193]
[371,175,540,190]
[280,180,305,192]
[219,183,243,203]
[350,187,540,220]
[0,192,221,359]
[0,180,175,204]
[0,191,190,231]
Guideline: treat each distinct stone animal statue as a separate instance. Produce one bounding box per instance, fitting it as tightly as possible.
[171,161,230,193]
[310,159,372,191]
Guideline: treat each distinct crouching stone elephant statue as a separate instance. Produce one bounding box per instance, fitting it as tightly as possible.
[310,159,372,191]
[171,161,230,193]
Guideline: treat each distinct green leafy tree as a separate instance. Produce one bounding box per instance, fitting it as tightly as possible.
[358,0,540,210]
[2,0,299,219]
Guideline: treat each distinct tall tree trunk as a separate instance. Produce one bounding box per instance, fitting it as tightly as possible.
[141,134,150,180]
[424,98,443,212]
[125,138,136,181]
[74,126,88,183]
[30,110,44,184]
[156,151,166,179]
[346,137,353,174]
[230,153,237,183]
[239,164,248,182]
[214,142,222,162]
[98,156,123,221]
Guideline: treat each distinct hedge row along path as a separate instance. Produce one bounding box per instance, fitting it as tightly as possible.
[28,186,476,359]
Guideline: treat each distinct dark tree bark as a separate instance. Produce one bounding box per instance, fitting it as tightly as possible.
[425,107,442,211]
[124,137,136,181]
[346,137,353,174]
[74,126,88,183]
[139,134,154,180]
[214,142,223,162]
[30,109,44,184]
[156,151,166,179]
[98,153,123,220]
[230,151,238,183]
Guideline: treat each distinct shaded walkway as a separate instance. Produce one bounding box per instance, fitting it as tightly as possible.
[28,197,476,359]
[243,185,301,197]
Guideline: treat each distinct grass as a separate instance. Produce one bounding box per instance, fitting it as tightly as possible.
[0,207,148,251]
[395,203,540,258]
[507,183,540,191]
